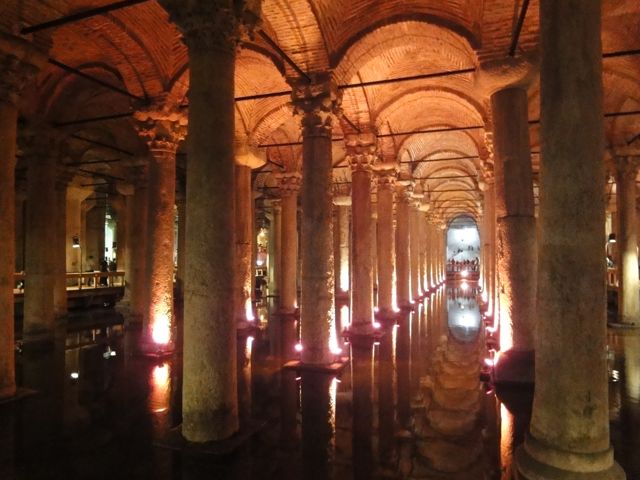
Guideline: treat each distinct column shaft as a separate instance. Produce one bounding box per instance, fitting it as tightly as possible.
[128,176,148,321]
[145,147,177,347]
[396,188,411,307]
[235,164,254,324]
[351,167,373,328]
[616,158,640,324]
[53,178,67,318]
[517,1,624,477]
[409,205,421,300]
[179,20,239,441]
[280,184,299,314]
[376,178,395,313]
[492,87,537,351]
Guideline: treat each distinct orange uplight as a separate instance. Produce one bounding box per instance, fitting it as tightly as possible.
[151,313,171,345]
[245,298,255,322]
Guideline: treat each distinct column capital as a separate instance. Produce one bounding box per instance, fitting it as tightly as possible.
[345,132,377,172]
[290,73,342,138]
[18,123,64,162]
[159,1,260,53]
[275,171,302,196]
[474,54,538,97]
[0,32,48,107]
[134,101,187,154]
[235,135,266,168]
[376,170,397,191]
[333,194,351,206]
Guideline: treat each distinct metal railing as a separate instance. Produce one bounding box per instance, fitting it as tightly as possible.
[14,271,125,293]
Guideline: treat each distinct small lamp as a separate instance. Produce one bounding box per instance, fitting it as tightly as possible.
[608,233,616,244]
[72,234,80,248]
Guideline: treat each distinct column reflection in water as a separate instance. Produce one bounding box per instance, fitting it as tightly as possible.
[409,287,485,477]
[410,303,422,395]
[617,332,640,477]
[301,371,337,480]
[237,333,253,428]
[396,309,411,428]
[351,337,374,480]
[377,317,396,467]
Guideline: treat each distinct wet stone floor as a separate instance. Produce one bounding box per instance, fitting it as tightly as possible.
[1,287,638,480]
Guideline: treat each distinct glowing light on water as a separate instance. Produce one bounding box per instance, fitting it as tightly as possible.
[150,363,170,413]
[484,357,495,367]
[70,372,79,380]
[372,321,381,329]
[294,343,303,353]
[461,270,468,278]
[460,282,469,291]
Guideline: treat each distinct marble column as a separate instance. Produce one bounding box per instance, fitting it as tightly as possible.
[515,1,625,478]
[234,164,255,326]
[347,133,376,333]
[395,185,412,308]
[0,33,46,398]
[409,203,422,301]
[22,128,60,344]
[376,171,396,315]
[125,167,149,324]
[291,74,341,365]
[491,87,537,363]
[269,200,282,300]
[53,170,71,319]
[615,157,640,325]
[334,197,351,298]
[135,107,185,351]
[160,0,255,441]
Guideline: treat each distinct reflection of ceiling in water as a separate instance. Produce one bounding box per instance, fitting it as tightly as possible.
[447,294,481,342]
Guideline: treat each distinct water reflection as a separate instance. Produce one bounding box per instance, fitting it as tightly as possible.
[3,295,640,480]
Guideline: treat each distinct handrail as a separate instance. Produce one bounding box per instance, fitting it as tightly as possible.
[14,271,126,292]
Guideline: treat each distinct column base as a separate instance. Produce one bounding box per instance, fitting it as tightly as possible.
[494,349,535,386]
[135,336,177,359]
[515,441,626,480]
[155,419,266,455]
[283,359,348,374]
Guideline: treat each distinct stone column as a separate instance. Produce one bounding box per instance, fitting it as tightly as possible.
[22,127,60,344]
[334,196,351,297]
[0,33,46,398]
[269,200,282,300]
[53,170,71,319]
[276,172,301,315]
[491,87,537,374]
[159,0,257,442]
[234,140,265,327]
[376,171,396,315]
[290,74,341,365]
[483,177,497,317]
[125,166,149,324]
[409,202,422,301]
[135,105,185,351]
[515,1,625,478]
[15,178,26,273]
[346,133,376,333]
[615,157,640,325]
[176,193,186,304]
[395,184,412,308]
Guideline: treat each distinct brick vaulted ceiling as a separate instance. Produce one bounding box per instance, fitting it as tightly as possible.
[5,0,640,222]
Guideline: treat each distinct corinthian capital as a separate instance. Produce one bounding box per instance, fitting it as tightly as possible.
[275,171,302,197]
[0,32,48,107]
[134,100,187,154]
[290,73,342,138]
[345,132,377,172]
[159,0,260,53]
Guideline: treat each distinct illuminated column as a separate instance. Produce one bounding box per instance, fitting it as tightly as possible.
[376,171,396,315]
[235,165,255,326]
[395,184,412,308]
[515,1,625,478]
[491,87,537,366]
[0,34,46,397]
[234,140,265,327]
[291,74,341,365]
[615,157,640,325]
[418,207,427,292]
[409,202,422,300]
[347,133,376,333]
[135,105,186,351]
[484,177,497,316]
[159,0,258,442]
[65,186,90,275]
[22,127,60,344]
[333,196,351,298]
[276,172,301,357]
[424,220,433,289]
[53,170,71,319]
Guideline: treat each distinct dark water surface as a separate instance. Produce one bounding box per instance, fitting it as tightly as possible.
[1,289,637,480]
